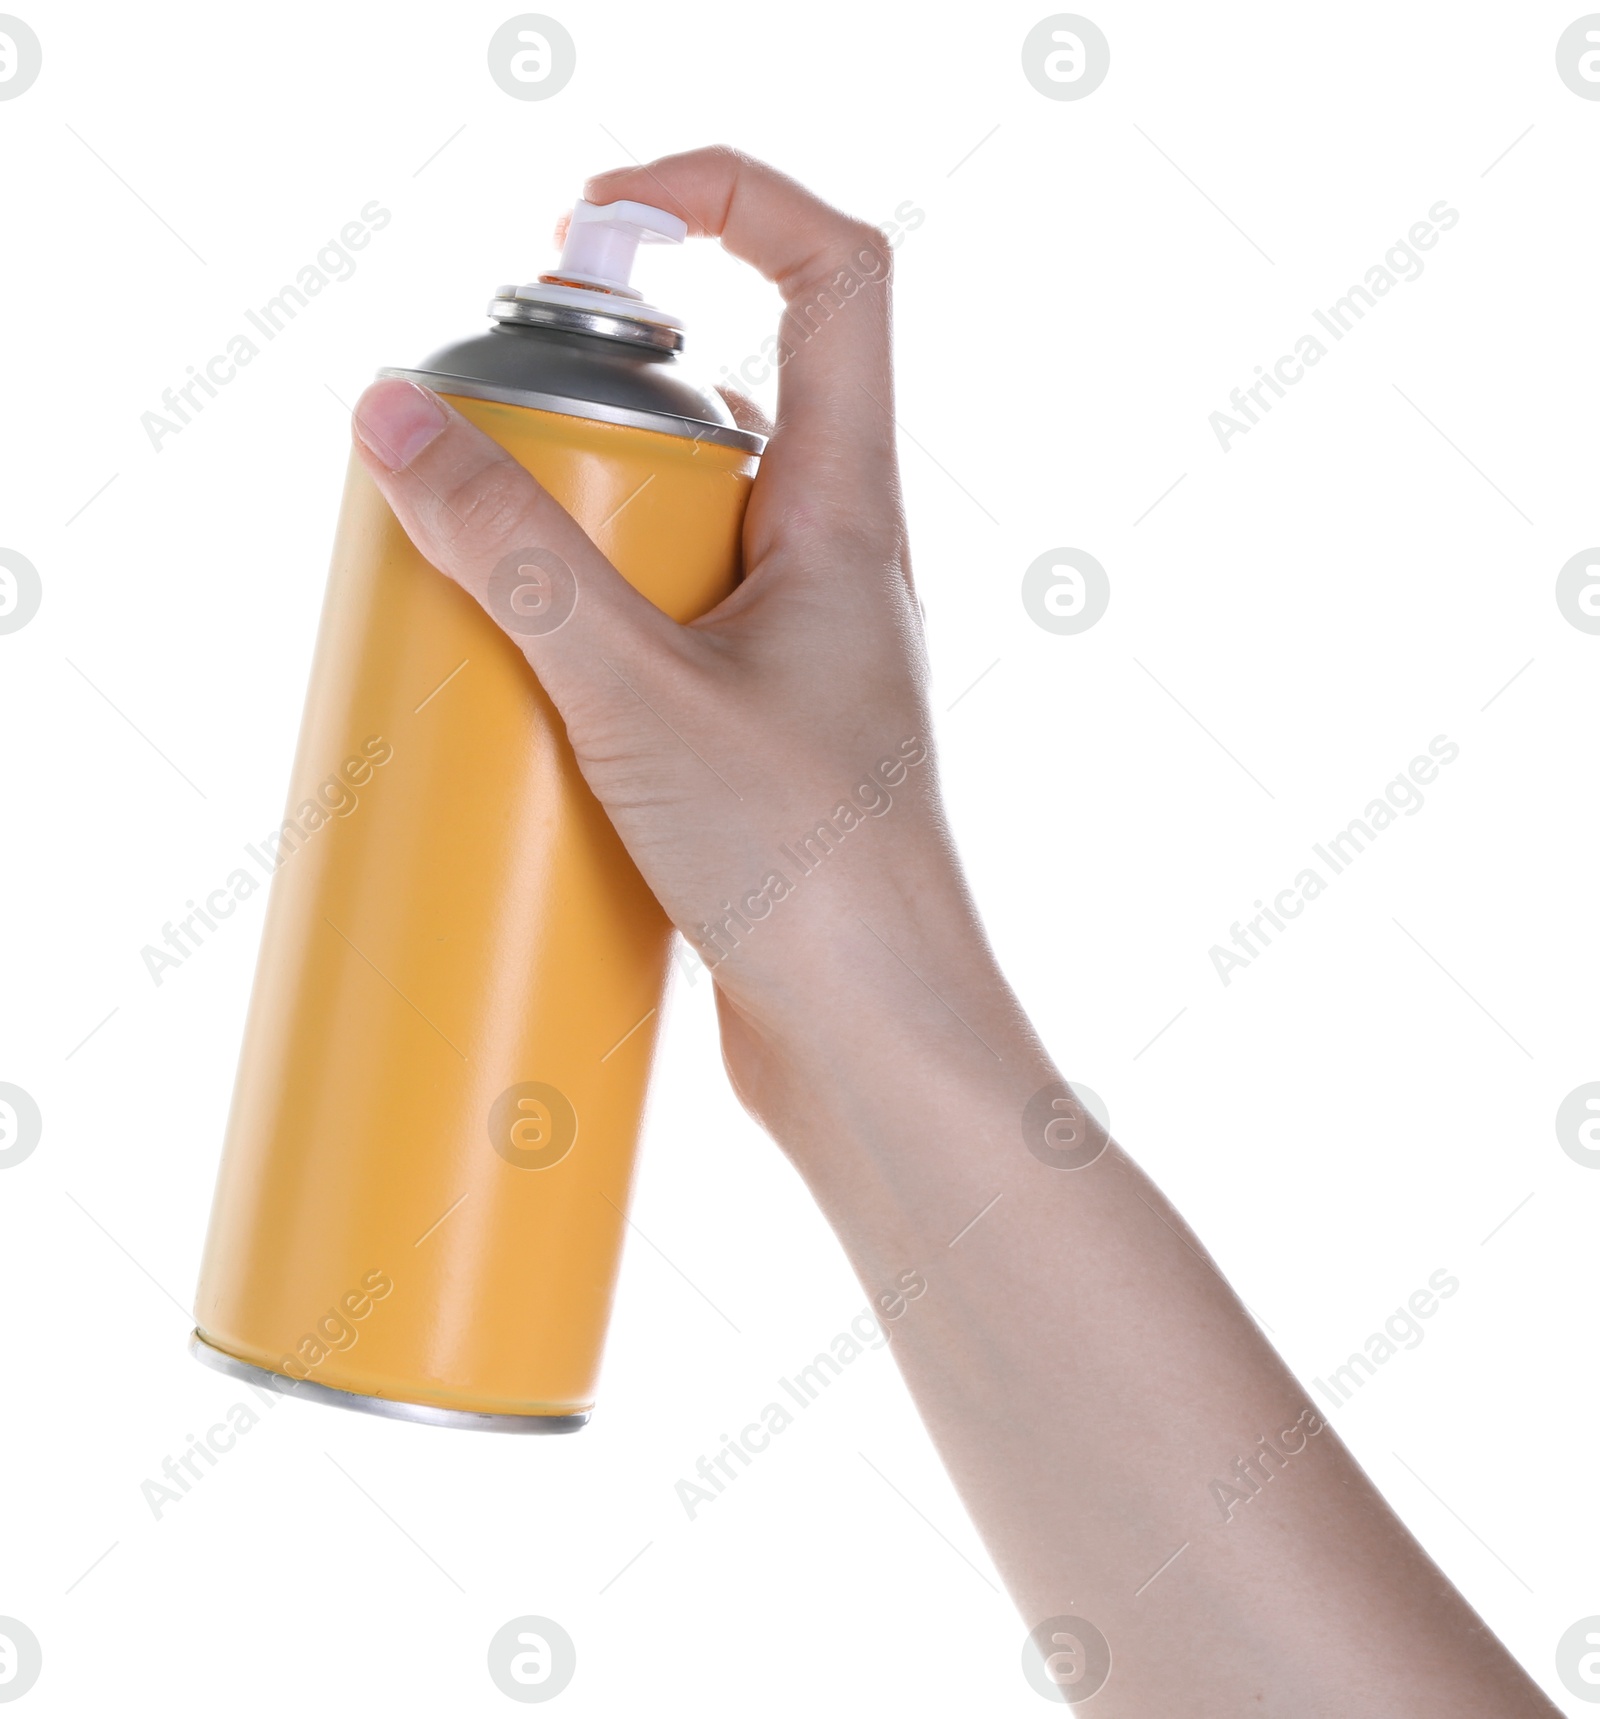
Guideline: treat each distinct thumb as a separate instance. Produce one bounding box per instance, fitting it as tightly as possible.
[350,377,676,705]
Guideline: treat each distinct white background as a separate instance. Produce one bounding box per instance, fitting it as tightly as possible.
[1,1,1596,1711]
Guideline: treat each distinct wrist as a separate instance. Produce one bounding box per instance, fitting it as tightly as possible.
[722,887,1060,1202]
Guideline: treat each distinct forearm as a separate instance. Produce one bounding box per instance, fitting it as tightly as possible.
[349,141,1556,1715]
[736,904,1558,1717]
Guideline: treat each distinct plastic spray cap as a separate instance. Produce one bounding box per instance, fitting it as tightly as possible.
[494,196,689,348]
[552,199,689,300]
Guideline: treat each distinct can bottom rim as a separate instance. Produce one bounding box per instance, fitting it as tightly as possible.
[187,1332,590,1434]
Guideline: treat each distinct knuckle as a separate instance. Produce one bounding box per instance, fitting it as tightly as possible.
[440,454,538,561]
[790,220,893,302]
[703,142,750,174]
[841,217,891,271]
[659,142,747,200]
[851,226,896,288]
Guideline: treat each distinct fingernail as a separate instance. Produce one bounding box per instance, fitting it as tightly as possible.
[353,379,448,471]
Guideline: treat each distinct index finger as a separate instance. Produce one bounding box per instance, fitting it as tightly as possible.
[584,148,900,535]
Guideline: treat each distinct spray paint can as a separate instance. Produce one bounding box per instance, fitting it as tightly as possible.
[191,200,761,1430]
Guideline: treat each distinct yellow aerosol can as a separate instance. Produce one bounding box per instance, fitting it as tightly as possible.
[191,200,761,1430]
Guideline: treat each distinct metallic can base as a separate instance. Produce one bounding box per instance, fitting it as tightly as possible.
[187,1333,590,1434]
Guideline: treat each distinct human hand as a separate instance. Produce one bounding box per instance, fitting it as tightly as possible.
[350,146,1010,1133]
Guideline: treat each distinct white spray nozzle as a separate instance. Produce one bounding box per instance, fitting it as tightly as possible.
[552,198,688,299]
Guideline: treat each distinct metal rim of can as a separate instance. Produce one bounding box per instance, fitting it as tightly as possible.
[489,292,685,353]
[377,367,767,456]
[187,1331,591,1434]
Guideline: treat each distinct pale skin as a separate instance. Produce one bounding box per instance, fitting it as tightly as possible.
[350,147,1558,1716]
